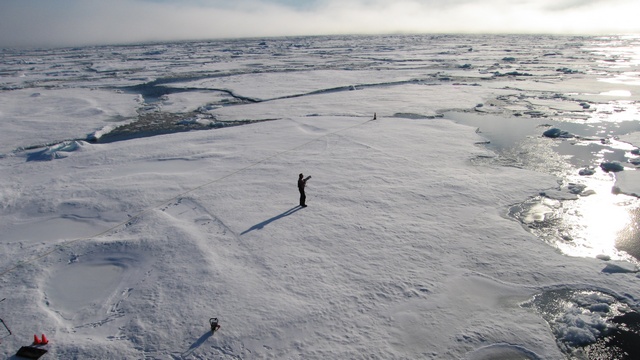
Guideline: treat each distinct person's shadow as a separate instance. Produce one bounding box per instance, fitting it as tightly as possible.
[181,331,213,358]
[240,206,302,235]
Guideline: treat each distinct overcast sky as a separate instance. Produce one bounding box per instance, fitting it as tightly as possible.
[1,0,639,48]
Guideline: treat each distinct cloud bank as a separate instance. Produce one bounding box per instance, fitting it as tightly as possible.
[1,0,639,48]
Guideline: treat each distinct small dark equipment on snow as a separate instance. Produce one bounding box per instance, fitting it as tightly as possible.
[209,318,221,334]
[16,346,48,359]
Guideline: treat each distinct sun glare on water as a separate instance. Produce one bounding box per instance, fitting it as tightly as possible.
[560,185,635,260]
[551,36,640,262]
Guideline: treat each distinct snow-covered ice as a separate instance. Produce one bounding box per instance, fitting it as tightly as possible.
[0,88,139,153]
[1,34,640,359]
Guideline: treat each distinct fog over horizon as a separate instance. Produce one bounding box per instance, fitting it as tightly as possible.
[1,0,639,48]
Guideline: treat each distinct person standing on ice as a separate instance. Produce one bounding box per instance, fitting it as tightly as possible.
[298,173,311,207]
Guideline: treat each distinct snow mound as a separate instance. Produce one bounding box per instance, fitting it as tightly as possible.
[176,116,216,126]
[579,167,596,176]
[540,183,592,200]
[26,141,84,161]
[542,128,574,138]
[600,161,624,172]
[87,124,119,142]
